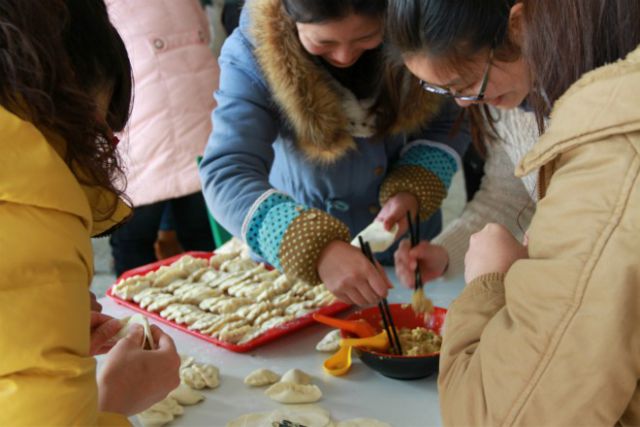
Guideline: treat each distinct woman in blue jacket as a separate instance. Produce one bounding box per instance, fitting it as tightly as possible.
[200,0,469,306]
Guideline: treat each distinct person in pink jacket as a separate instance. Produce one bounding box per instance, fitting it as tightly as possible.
[106,0,220,275]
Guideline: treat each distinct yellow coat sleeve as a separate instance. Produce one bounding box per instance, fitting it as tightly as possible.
[0,201,130,426]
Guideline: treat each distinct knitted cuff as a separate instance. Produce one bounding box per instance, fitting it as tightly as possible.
[244,192,301,269]
[466,272,506,292]
[379,165,447,221]
[279,209,351,284]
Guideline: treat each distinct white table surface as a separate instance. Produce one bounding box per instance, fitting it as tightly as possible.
[98,268,465,427]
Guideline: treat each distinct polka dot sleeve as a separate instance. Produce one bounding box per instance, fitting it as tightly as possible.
[280,209,351,284]
[379,142,459,221]
[244,192,350,283]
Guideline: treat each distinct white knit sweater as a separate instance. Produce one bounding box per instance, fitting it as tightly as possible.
[433,107,540,278]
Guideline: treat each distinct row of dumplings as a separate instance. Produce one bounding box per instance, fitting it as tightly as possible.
[111,253,337,344]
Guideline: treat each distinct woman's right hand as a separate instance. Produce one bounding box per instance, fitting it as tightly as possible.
[394,239,449,288]
[97,324,181,416]
[317,240,393,306]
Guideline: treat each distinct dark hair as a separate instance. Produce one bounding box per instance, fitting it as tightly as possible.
[523,0,640,132]
[64,0,132,133]
[283,0,386,23]
[0,0,132,217]
[385,0,519,152]
[386,0,516,62]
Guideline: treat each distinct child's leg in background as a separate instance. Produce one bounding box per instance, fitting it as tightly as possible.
[154,204,184,260]
[171,192,215,252]
[109,202,165,276]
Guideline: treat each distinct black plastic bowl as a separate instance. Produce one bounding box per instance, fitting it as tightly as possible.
[343,304,446,380]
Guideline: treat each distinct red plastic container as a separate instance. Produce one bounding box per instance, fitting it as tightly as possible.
[107,251,350,352]
[342,304,446,379]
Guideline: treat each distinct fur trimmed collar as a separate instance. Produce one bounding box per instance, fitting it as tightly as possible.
[249,0,442,163]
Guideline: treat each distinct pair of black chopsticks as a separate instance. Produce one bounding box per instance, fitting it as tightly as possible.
[406,212,423,292]
[358,236,403,356]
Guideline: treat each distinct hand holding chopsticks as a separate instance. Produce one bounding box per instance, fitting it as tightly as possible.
[406,212,423,291]
[407,212,435,315]
[358,236,404,355]
[317,241,391,306]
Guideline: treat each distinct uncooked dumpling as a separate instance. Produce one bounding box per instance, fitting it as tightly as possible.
[336,418,391,427]
[351,221,399,253]
[137,397,183,427]
[265,382,322,404]
[136,409,173,427]
[181,360,220,389]
[316,329,341,352]
[244,368,280,387]
[280,368,312,385]
[168,383,205,405]
[115,314,155,349]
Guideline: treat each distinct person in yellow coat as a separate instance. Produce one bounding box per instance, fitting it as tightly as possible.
[0,0,180,425]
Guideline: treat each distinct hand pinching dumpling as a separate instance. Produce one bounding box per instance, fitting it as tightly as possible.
[115,314,155,349]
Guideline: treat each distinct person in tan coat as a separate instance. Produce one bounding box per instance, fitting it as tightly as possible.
[387,0,640,424]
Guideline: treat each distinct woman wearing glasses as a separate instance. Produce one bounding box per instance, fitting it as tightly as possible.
[388,0,640,424]
[393,0,539,283]
[199,0,469,306]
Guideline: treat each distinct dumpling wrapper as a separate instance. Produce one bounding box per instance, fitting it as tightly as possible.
[269,405,332,427]
[168,383,205,405]
[351,221,399,253]
[280,368,312,385]
[265,382,322,404]
[115,314,155,349]
[336,418,391,427]
[225,412,271,427]
[244,368,280,387]
[226,405,332,427]
[316,330,341,353]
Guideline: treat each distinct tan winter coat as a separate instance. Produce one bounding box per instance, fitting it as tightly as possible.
[439,45,640,426]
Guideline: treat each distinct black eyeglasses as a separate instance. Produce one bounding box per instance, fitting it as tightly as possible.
[419,48,494,102]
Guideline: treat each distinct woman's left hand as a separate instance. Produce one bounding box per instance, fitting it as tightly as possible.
[464,223,528,283]
[376,192,419,237]
[90,312,124,356]
[90,291,102,312]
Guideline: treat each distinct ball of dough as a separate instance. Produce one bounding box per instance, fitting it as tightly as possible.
[244,368,280,387]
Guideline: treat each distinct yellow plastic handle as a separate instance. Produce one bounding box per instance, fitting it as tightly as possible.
[323,345,353,376]
[340,330,389,352]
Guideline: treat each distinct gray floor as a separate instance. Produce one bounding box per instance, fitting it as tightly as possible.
[90,171,466,298]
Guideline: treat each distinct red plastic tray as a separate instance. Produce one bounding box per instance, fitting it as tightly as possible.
[106,251,351,353]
